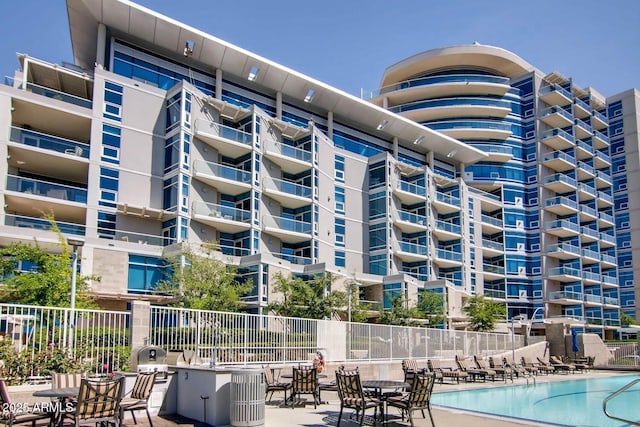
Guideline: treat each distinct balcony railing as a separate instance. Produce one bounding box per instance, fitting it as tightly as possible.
[543,150,575,165]
[593,130,610,145]
[10,127,90,158]
[600,233,615,245]
[434,220,460,234]
[193,160,251,184]
[577,161,595,175]
[584,294,602,304]
[593,110,608,125]
[602,276,618,286]
[435,248,462,262]
[397,180,426,197]
[543,174,577,188]
[5,214,85,236]
[581,227,599,240]
[397,210,427,226]
[574,97,590,112]
[545,196,578,210]
[484,288,506,299]
[397,242,428,256]
[540,106,572,121]
[547,243,580,256]
[266,216,312,235]
[195,119,253,146]
[579,204,597,217]
[435,191,460,206]
[549,290,582,301]
[578,184,597,198]
[273,252,313,265]
[480,214,503,228]
[582,248,600,260]
[582,271,600,282]
[218,245,251,257]
[596,170,612,183]
[192,201,251,223]
[598,192,613,204]
[541,128,575,144]
[482,264,505,275]
[575,119,593,134]
[540,84,572,99]
[268,178,312,198]
[23,82,92,109]
[264,139,312,163]
[373,73,510,98]
[6,175,87,203]
[603,296,619,305]
[388,97,511,114]
[598,212,614,223]
[545,220,579,233]
[548,266,581,277]
[576,140,594,155]
[481,239,504,251]
[97,228,170,246]
[601,253,616,264]
[595,150,611,164]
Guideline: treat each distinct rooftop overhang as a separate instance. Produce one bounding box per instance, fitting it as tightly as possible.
[66,0,486,165]
[380,44,535,88]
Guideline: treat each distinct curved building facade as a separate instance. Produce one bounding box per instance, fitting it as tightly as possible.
[372,44,619,338]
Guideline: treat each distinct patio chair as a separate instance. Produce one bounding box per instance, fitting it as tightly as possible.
[545,356,575,374]
[50,372,85,389]
[71,377,124,427]
[455,355,491,382]
[335,369,382,427]
[290,366,319,409]
[263,365,291,404]
[470,356,497,382]
[521,356,550,375]
[119,371,157,426]
[478,355,511,381]
[502,356,530,377]
[0,380,53,427]
[422,362,443,385]
[402,359,426,374]
[428,359,468,384]
[386,373,436,427]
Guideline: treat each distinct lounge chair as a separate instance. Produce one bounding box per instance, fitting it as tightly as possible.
[486,356,514,381]
[386,373,436,427]
[428,359,468,384]
[503,355,530,377]
[455,355,494,382]
[545,356,575,374]
[521,356,552,375]
[335,369,383,427]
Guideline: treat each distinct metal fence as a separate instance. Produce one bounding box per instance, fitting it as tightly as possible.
[0,304,130,378]
[605,342,640,367]
[149,306,525,366]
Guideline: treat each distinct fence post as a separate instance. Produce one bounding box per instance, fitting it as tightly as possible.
[129,301,151,354]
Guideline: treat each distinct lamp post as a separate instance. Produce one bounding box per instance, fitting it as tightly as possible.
[67,238,84,349]
[526,306,545,341]
[510,314,526,362]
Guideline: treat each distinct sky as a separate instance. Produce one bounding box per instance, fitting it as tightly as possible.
[1,1,639,98]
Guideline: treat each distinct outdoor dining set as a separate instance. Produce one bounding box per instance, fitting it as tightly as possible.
[0,371,157,427]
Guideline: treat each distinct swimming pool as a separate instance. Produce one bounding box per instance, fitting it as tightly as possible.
[430,374,640,426]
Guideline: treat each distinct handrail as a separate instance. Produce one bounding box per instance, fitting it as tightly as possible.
[603,378,640,425]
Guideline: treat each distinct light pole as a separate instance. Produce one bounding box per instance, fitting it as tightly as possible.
[67,238,84,349]
[510,314,526,362]
[526,306,545,340]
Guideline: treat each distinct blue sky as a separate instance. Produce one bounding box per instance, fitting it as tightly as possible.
[1,1,638,98]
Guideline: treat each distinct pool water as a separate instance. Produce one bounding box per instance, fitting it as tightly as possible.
[430,374,640,426]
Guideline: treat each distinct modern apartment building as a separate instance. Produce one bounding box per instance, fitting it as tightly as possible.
[0,0,636,338]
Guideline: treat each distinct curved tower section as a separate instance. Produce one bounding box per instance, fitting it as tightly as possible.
[372,44,617,339]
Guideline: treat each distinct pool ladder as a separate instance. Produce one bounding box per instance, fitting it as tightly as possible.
[603,378,640,425]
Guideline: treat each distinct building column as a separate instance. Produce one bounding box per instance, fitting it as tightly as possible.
[327,111,333,139]
[96,23,107,68]
[129,300,151,352]
[276,91,282,120]
[392,137,398,159]
[215,69,222,99]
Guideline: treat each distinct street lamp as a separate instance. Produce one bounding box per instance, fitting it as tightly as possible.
[67,238,84,349]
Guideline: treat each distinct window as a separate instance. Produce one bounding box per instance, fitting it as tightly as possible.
[335,251,345,267]
[335,155,345,182]
[335,186,345,214]
[128,255,170,294]
[101,124,121,164]
[335,218,345,247]
[103,82,123,121]
[99,167,119,207]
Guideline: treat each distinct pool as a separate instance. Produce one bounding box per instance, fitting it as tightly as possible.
[430,374,640,426]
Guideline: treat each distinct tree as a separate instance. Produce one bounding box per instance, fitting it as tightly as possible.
[462,295,506,332]
[156,243,252,311]
[344,279,369,323]
[378,293,424,327]
[620,312,637,327]
[266,272,346,319]
[417,290,446,327]
[0,220,96,308]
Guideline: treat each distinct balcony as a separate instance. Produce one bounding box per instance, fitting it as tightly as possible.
[393,180,426,205]
[394,241,429,262]
[583,293,603,307]
[98,228,170,246]
[191,201,251,233]
[574,119,593,139]
[262,139,313,174]
[541,129,575,150]
[432,191,461,214]
[542,174,577,194]
[389,97,512,122]
[272,252,313,266]
[480,239,504,256]
[582,270,600,284]
[592,110,608,130]
[432,219,461,240]
[192,160,251,196]
[581,248,600,264]
[468,143,513,162]
[540,84,572,106]
[600,233,616,247]
[545,220,579,238]
[602,275,618,288]
[433,248,463,267]
[600,253,617,267]
[481,264,505,279]
[262,178,313,209]
[580,227,599,243]
[576,161,595,180]
[194,119,252,158]
[547,267,580,283]
[546,243,581,260]
[592,130,610,149]
[548,290,583,304]
[545,196,578,215]
[394,210,428,233]
[5,175,87,223]
[543,151,576,172]
[596,191,613,208]
[425,120,512,140]
[598,212,615,227]
[578,204,597,221]
[595,170,612,189]
[577,183,597,202]
[262,215,312,244]
[540,106,573,128]
[573,98,591,119]
[4,214,85,236]
[21,81,93,109]
[480,214,503,233]
[9,127,89,159]
[575,139,594,160]
[602,297,619,308]
[594,150,611,169]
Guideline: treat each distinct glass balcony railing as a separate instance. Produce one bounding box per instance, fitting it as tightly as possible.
[5,214,85,236]
[540,106,572,121]
[575,119,593,134]
[540,84,572,99]
[593,130,610,144]
[268,216,312,235]
[593,110,608,125]
[468,187,502,202]
[545,196,578,210]
[435,191,460,206]
[388,97,511,114]
[604,318,621,326]
[581,227,599,240]
[543,151,576,165]
[574,97,590,112]
[195,119,252,146]
[583,271,600,282]
[578,184,596,198]
[398,241,428,256]
[482,264,505,275]
[576,140,594,155]
[273,252,313,265]
[601,253,616,264]
[541,128,575,144]
[23,82,92,109]
[398,210,427,226]
[547,243,580,256]
[481,239,504,251]
[483,288,506,299]
[10,127,90,158]
[582,248,600,259]
[193,160,251,184]
[598,192,613,204]
[397,180,426,197]
[435,248,462,262]
[603,296,619,306]
[600,233,615,245]
[577,161,594,175]
[543,174,577,188]
[426,120,512,132]
[583,294,602,304]
[434,220,461,234]
[480,214,503,228]
[373,73,510,98]
[6,175,87,202]
[546,220,579,233]
[548,266,581,277]
[595,150,611,164]
[602,276,618,286]
[549,290,582,301]
[264,139,312,163]
[192,201,251,223]
[596,170,612,182]
[579,204,597,217]
[98,228,169,246]
[269,178,312,198]
[218,245,251,257]
[470,144,513,156]
[598,212,614,223]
